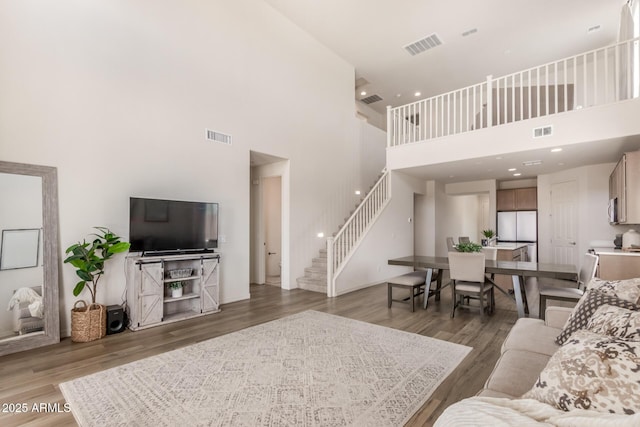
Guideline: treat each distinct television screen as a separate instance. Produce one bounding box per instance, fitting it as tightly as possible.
[129,197,218,254]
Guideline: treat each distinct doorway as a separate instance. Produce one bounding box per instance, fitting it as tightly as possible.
[263,176,282,286]
[249,151,290,289]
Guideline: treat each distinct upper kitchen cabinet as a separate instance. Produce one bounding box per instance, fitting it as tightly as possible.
[610,151,640,224]
[497,188,537,211]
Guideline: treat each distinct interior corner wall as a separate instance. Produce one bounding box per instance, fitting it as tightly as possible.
[334,172,424,295]
[0,0,367,336]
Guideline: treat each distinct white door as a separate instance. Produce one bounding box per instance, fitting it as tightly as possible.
[263,176,282,283]
[550,181,578,266]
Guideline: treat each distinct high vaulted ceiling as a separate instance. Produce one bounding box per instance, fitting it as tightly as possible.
[264,0,627,114]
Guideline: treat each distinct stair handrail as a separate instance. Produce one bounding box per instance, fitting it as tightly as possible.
[327,169,391,296]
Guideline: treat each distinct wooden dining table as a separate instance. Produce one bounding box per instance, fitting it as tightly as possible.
[388,255,578,318]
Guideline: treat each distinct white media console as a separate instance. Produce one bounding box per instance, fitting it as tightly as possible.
[125,252,220,330]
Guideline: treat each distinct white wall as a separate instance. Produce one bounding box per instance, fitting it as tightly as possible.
[334,172,424,295]
[355,101,386,131]
[0,0,373,335]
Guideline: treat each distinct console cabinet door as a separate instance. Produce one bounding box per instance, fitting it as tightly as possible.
[201,258,220,313]
[138,263,164,327]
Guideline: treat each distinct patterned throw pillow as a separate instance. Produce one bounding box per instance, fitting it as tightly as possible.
[586,304,640,341]
[524,329,640,414]
[555,290,639,345]
[586,277,640,304]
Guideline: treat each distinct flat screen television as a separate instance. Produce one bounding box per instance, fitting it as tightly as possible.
[129,197,218,255]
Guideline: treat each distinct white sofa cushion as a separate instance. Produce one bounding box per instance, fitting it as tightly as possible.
[483,349,551,398]
[501,318,561,357]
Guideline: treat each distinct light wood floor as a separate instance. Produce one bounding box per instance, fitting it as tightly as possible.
[0,280,529,427]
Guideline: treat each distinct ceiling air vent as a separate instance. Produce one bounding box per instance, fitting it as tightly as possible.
[404,33,443,56]
[462,28,478,37]
[361,94,383,104]
[533,125,553,139]
[206,129,232,145]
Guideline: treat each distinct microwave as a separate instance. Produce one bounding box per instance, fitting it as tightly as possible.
[608,198,618,224]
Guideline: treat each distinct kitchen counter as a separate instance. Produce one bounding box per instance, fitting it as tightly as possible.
[592,247,640,257]
[493,243,529,251]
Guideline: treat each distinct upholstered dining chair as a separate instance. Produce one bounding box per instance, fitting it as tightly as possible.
[448,252,495,321]
[538,252,599,319]
[446,237,457,252]
[387,271,427,312]
[458,236,470,244]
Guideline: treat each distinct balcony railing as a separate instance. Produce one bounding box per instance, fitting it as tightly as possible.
[388,37,640,147]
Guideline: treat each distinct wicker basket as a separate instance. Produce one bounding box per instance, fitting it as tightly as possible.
[169,268,193,279]
[71,300,106,343]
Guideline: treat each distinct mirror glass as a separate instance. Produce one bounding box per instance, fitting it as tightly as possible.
[0,162,59,356]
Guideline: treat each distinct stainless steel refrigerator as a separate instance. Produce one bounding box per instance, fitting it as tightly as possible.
[497,211,537,242]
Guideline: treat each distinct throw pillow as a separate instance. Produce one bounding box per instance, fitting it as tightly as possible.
[555,289,639,345]
[586,304,640,341]
[586,277,640,304]
[524,329,640,414]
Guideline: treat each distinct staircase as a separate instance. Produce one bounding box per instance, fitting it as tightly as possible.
[296,169,390,295]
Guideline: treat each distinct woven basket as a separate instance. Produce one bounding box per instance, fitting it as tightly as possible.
[71,300,106,343]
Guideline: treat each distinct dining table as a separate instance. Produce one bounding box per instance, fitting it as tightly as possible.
[388,255,578,318]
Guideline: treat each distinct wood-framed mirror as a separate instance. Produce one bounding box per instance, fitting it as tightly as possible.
[0,161,60,356]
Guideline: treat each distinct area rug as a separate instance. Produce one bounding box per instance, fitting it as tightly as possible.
[59,310,471,426]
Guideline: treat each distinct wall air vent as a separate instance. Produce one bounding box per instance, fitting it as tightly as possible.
[404,33,443,56]
[533,125,553,139]
[361,94,383,104]
[206,129,232,145]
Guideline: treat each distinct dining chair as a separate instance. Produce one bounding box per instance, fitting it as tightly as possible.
[387,271,428,312]
[458,236,470,244]
[538,252,599,319]
[448,252,495,321]
[446,237,457,252]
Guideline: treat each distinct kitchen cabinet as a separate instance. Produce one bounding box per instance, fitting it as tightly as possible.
[497,188,537,211]
[609,151,640,224]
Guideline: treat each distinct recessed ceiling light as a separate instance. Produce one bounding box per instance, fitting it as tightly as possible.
[513,173,522,177]
[414,91,421,97]
[558,162,565,166]
[508,168,517,172]
[355,190,361,195]
[449,175,455,178]
[396,93,402,97]
[496,156,503,160]
[317,232,324,238]
[551,148,563,152]
[360,91,367,96]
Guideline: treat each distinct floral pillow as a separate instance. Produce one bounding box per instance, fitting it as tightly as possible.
[586,304,640,341]
[586,277,640,304]
[555,290,639,345]
[524,329,640,414]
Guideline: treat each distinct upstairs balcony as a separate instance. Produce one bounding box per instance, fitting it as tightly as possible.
[387,37,640,171]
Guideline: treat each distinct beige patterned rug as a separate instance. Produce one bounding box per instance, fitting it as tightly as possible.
[60,310,471,426]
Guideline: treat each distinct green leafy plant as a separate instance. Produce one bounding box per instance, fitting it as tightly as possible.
[64,227,131,303]
[482,229,496,238]
[455,241,483,252]
[169,281,183,290]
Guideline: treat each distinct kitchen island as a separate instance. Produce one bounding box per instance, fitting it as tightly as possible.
[492,243,529,290]
[591,247,640,280]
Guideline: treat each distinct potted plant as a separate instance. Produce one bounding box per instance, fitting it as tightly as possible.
[455,241,483,252]
[169,281,183,298]
[481,229,496,246]
[64,227,130,342]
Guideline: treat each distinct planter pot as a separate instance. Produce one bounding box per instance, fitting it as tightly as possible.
[481,239,488,246]
[171,287,183,298]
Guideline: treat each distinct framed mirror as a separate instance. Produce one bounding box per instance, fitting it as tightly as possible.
[0,161,59,356]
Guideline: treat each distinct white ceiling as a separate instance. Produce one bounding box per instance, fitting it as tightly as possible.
[264,0,626,114]
[262,0,640,183]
